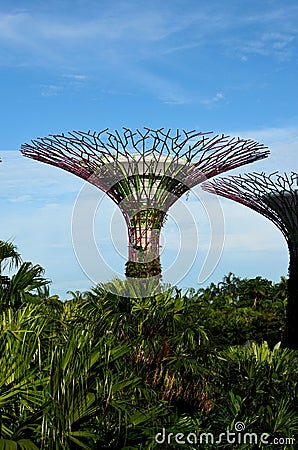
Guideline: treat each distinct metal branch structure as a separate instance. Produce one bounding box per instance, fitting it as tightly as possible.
[21,128,269,280]
[202,171,298,349]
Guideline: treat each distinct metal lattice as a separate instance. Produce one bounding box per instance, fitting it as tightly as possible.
[202,172,298,249]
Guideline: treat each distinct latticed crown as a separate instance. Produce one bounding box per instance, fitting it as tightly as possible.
[202,171,298,247]
[21,127,269,203]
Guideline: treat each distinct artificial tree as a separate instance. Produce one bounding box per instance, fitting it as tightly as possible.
[202,171,298,349]
[21,128,269,279]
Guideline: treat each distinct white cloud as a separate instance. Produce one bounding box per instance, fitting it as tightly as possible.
[63,74,89,81]
[201,92,225,106]
[125,66,191,105]
[0,2,296,68]
[40,84,63,96]
[233,32,295,61]
[0,1,297,107]
[0,8,186,55]
[8,194,31,202]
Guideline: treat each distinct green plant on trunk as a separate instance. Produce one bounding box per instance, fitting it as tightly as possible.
[130,208,166,230]
[125,257,162,278]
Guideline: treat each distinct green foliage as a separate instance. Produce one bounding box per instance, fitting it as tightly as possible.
[125,258,162,278]
[0,241,22,273]
[192,272,286,348]
[0,262,50,310]
[130,209,165,229]
[0,240,50,311]
[206,342,298,447]
[0,246,296,449]
[0,439,38,450]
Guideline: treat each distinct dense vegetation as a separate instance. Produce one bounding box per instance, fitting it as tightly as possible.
[0,241,297,449]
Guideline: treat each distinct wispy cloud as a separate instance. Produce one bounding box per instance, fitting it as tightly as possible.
[0,2,296,68]
[231,32,296,61]
[0,7,189,58]
[201,92,225,107]
[125,66,192,105]
[0,1,297,105]
[9,194,32,203]
[40,84,63,96]
[63,74,89,81]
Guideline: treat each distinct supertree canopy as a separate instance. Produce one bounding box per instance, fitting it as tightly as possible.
[21,128,269,280]
[202,171,298,349]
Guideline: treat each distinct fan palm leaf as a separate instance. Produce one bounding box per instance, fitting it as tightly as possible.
[0,241,22,273]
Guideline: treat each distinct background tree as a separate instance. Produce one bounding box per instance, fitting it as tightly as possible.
[0,240,50,310]
[203,171,298,349]
[0,240,22,273]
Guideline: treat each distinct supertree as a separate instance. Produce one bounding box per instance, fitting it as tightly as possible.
[202,171,298,349]
[21,128,269,280]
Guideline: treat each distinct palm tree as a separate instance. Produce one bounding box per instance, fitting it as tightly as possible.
[0,240,22,273]
[0,303,50,448]
[0,241,50,309]
[6,262,50,309]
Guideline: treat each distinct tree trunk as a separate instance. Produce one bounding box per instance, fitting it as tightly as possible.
[283,248,298,349]
[125,210,163,279]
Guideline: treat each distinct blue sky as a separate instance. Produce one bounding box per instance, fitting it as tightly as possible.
[0,0,298,298]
